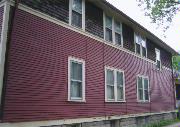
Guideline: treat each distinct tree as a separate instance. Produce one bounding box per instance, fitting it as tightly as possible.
[137,0,180,31]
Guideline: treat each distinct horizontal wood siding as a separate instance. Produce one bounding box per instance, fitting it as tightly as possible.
[122,23,135,52]
[85,2,104,38]
[2,9,175,122]
[21,0,69,23]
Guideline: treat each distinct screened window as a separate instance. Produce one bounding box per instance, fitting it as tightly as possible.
[68,57,85,101]
[135,34,147,57]
[137,76,149,102]
[155,49,161,70]
[105,67,125,102]
[71,0,82,28]
[105,15,113,42]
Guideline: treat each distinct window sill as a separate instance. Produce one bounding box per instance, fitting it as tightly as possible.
[68,99,86,103]
[105,100,126,103]
[137,100,150,103]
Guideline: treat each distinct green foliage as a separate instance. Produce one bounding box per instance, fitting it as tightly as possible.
[144,119,180,127]
[137,0,180,31]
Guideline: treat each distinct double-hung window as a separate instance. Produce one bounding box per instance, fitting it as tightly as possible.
[155,48,161,70]
[105,67,125,102]
[137,76,150,102]
[104,15,123,46]
[105,15,113,42]
[114,21,122,45]
[70,0,85,29]
[135,33,147,57]
[68,57,85,102]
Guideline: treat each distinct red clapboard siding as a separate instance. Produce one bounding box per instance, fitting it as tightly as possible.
[3,9,175,122]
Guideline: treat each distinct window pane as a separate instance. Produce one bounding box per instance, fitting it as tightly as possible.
[115,33,121,45]
[144,78,148,90]
[138,89,143,100]
[142,40,146,48]
[72,11,82,28]
[114,21,121,33]
[117,87,123,100]
[71,81,82,98]
[138,77,143,89]
[106,69,114,85]
[106,16,112,29]
[107,85,115,100]
[136,43,141,55]
[144,90,149,101]
[72,0,82,14]
[142,47,146,57]
[117,71,123,86]
[71,61,82,81]
[156,60,161,69]
[156,50,160,61]
[105,28,112,42]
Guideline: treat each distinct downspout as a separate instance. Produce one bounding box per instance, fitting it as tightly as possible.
[0,0,20,120]
[171,54,176,110]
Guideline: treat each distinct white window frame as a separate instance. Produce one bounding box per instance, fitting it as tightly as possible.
[105,66,126,102]
[155,48,161,70]
[69,0,85,30]
[68,56,85,102]
[103,13,123,47]
[134,33,147,57]
[137,75,150,102]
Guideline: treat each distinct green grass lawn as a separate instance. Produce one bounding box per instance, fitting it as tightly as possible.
[144,119,180,127]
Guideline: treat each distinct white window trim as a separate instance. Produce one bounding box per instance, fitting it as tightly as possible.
[137,75,150,103]
[105,66,126,102]
[68,56,85,102]
[69,0,85,31]
[134,33,147,58]
[155,48,161,70]
[103,13,123,47]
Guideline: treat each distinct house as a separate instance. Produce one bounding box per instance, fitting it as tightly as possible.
[0,0,178,127]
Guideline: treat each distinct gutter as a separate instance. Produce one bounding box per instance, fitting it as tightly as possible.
[0,0,20,121]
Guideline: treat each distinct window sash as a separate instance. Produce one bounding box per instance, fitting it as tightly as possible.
[68,57,85,102]
[72,0,82,14]
[137,76,149,102]
[106,68,125,102]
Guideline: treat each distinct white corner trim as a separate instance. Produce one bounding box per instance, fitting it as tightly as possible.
[0,110,176,127]
[0,0,10,104]
[68,56,86,102]
[17,3,172,72]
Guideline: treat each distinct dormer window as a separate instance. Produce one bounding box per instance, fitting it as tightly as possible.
[135,33,147,57]
[155,48,161,70]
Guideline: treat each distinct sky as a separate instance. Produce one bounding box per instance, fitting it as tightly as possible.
[107,0,180,52]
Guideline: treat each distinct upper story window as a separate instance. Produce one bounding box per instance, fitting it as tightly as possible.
[68,57,85,102]
[114,21,122,45]
[105,15,113,42]
[135,33,147,57]
[155,48,161,70]
[104,15,123,46]
[70,0,85,29]
[105,67,125,102]
[137,76,150,102]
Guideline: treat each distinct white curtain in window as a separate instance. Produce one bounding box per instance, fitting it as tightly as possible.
[72,0,82,14]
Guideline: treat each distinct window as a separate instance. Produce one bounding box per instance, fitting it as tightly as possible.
[137,76,150,102]
[105,67,125,102]
[104,15,123,45]
[114,21,122,45]
[105,15,113,42]
[135,33,147,57]
[155,48,161,70]
[68,57,85,102]
[70,0,85,29]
